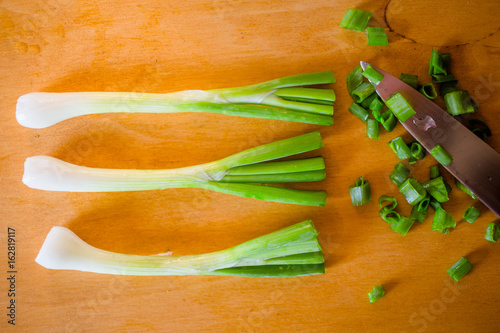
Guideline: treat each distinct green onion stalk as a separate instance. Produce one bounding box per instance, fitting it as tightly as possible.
[35,220,325,277]
[16,71,335,129]
[23,132,327,206]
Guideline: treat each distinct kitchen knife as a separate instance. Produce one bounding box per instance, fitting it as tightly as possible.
[360,61,500,218]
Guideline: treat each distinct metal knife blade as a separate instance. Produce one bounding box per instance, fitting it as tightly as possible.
[360,61,500,218]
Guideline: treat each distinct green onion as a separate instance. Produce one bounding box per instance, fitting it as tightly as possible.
[352,82,376,103]
[388,137,412,160]
[439,80,459,96]
[349,177,371,206]
[430,165,440,179]
[362,65,384,85]
[462,206,480,223]
[440,53,451,72]
[378,195,400,223]
[429,48,447,76]
[360,93,378,109]
[409,141,426,164]
[379,195,398,211]
[432,204,456,234]
[219,170,326,183]
[444,90,476,116]
[349,102,370,122]
[432,74,455,83]
[399,73,418,89]
[366,119,379,139]
[366,27,388,46]
[339,9,373,32]
[380,110,397,132]
[410,194,430,222]
[274,87,336,104]
[485,223,500,243]
[226,157,325,176]
[390,216,414,236]
[368,286,385,303]
[35,220,325,277]
[422,177,450,203]
[454,179,477,199]
[430,144,453,166]
[389,162,410,187]
[17,71,336,129]
[23,132,327,206]
[347,65,364,96]
[447,257,472,282]
[369,97,384,112]
[399,178,427,205]
[468,119,491,142]
[419,83,437,100]
[385,92,416,122]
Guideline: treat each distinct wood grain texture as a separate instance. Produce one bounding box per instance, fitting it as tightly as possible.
[1,0,500,332]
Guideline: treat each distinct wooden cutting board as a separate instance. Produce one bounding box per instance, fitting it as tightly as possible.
[1,0,500,332]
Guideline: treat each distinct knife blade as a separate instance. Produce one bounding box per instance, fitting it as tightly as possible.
[360,61,500,218]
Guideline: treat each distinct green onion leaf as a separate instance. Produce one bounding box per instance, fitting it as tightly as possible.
[368,286,385,303]
[430,144,453,166]
[429,48,447,76]
[399,73,418,89]
[362,65,384,85]
[360,93,378,109]
[339,9,373,32]
[369,97,384,112]
[390,216,414,236]
[444,90,477,116]
[352,82,376,104]
[485,223,500,243]
[385,92,416,122]
[430,165,440,179]
[439,80,459,96]
[378,195,399,223]
[432,74,455,83]
[462,206,480,223]
[399,178,427,205]
[422,177,450,203]
[366,119,379,139]
[349,177,371,206]
[447,257,472,282]
[410,194,430,222]
[388,137,412,160]
[347,65,364,97]
[366,27,388,46]
[349,102,370,122]
[389,162,410,187]
[410,141,426,161]
[380,110,397,132]
[454,179,477,199]
[419,83,437,100]
[432,205,456,234]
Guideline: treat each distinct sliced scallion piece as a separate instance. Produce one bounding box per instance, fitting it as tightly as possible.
[430,144,453,166]
[410,194,430,222]
[378,195,400,223]
[352,82,376,104]
[422,176,450,203]
[380,110,397,132]
[468,119,491,142]
[388,137,412,160]
[366,27,388,46]
[389,162,410,187]
[430,165,440,179]
[17,71,336,128]
[360,93,378,109]
[385,92,416,122]
[339,9,373,32]
[444,90,476,116]
[36,220,325,277]
[399,73,418,89]
[362,65,384,85]
[432,204,456,234]
[23,132,327,206]
[368,286,385,303]
[463,205,480,223]
[390,216,414,236]
[347,65,364,96]
[454,179,477,199]
[447,257,472,282]
[349,177,371,206]
[409,141,426,164]
[429,48,447,76]
[485,223,500,243]
[369,97,384,112]
[432,74,455,83]
[349,102,370,122]
[366,118,379,139]
[419,83,437,100]
[399,178,427,205]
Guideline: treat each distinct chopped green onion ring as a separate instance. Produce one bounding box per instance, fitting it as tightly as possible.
[352,82,376,104]
[388,137,412,160]
[385,92,416,122]
[399,178,427,205]
[349,102,370,122]
[368,286,385,303]
[419,83,437,100]
[462,206,480,223]
[485,223,500,243]
[362,65,385,85]
[389,162,410,187]
[399,73,418,89]
[447,257,472,282]
[366,118,379,139]
[430,144,452,166]
[349,176,371,206]
[339,9,373,32]
[366,27,388,46]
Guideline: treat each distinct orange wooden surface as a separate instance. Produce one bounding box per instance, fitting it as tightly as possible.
[1,0,500,332]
